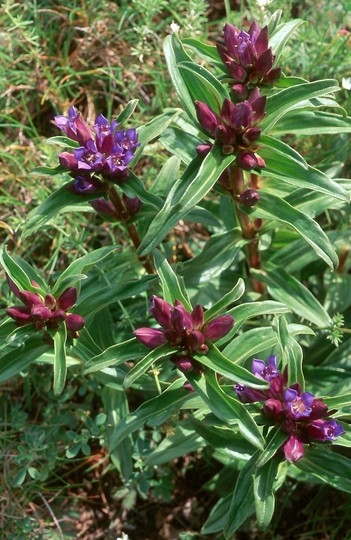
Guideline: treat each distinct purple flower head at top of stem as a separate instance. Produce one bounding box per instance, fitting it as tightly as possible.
[55,109,140,184]
[134,296,234,363]
[217,21,282,89]
[6,277,85,339]
[234,355,345,462]
[195,88,266,171]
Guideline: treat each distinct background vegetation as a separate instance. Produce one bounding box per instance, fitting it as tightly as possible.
[1,0,351,538]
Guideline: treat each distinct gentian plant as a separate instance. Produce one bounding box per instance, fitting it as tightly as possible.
[1,10,351,536]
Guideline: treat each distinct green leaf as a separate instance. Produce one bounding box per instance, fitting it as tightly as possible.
[195,343,270,389]
[123,343,176,389]
[270,19,305,65]
[0,335,51,382]
[124,172,163,210]
[187,371,265,450]
[224,453,258,538]
[295,447,351,494]
[153,249,192,309]
[256,428,288,468]
[23,183,100,238]
[53,326,67,396]
[52,246,118,296]
[109,379,190,450]
[251,191,339,269]
[323,393,351,409]
[262,79,340,133]
[138,143,236,256]
[201,494,232,535]
[254,456,280,529]
[149,156,181,196]
[134,108,182,163]
[223,323,314,363]
[273,315,304,388]
[252,268,330,327]
[183,37,222,63]
[45,135,79,148]
[0,247,47,295]
[83,338,146,374]
[260,136,347,201]
[204,278,245,322]
[160,126,202,165]
[32,164,66,176]
[271,110,351,135]
[178,61,229,113]
[116,99,139,125]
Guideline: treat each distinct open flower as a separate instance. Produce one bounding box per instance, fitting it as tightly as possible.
[234,356,345,462]
[195,89,266,170]
[54,108,140,186]
[6,277,85,338]
[217,21,281,88]
[134,296,234,372]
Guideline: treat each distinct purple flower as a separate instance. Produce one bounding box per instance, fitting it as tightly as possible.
[307,419,345,441]
[55,109,140,184]
[134,296,234,361]
[6,279,84,338]
[217,22,281,88]
[284,388,315,419]
[195,89,266,170]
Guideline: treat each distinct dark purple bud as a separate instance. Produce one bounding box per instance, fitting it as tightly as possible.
[191,305,204,329]
[58,152,78,170]
[227,101,252,129]
[238,188,260,207]
[122,194,142,216]
[57,287,78,311]
[172,356,195,372]
[263,398,283,419]
[204,315,234,341]
[134,327,167,348]
[250,95,267,124]
[51,309,66,323]
[183,381,195,392]
[72,176,99,195]
[196,143,213,159]
[195,101,220,135]
[65,313,85,332]
[248,21,260,42]
[254,48,274,78]
[149,296,172,329]
[242,127,262,145]
[6,275,21,298]
[309,398,329,420]
[31,305,51,321]
[307,419,345,441]
[223,23,240,58]
[283,435,304,462]
[234,383,267,403]
[255,26,269,56]
[75,115,94,146]
[231,84,249,101]
[45,294,56,310]
[236,151,265,170]
[6,306,32,324]
[226,61,247,83]
[186,330,206,353]
[262,67,282,86]
[221,98,236,125]
[171,305,193,334]
[90,197,116,216]
[239,41,255,68]
[18,291,43,307]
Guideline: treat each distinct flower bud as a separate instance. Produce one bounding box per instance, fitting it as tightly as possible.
[134,328,167,348]
[149,296,172,329]
[18,291,43,307]
[283,435,304,462]
[204,315,234,341]
[57,287,78,311]
[65,313,85,332]
[195,101,219,135]
[90,197,116,216]
[31,305,51,321]
[172,356,195,372]
[238,188,260,207]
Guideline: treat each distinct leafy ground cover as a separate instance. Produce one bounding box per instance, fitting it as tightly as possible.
[1,0,351,538]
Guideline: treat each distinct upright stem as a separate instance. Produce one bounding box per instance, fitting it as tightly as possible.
[108,185,154,274]
[230,166,264,294]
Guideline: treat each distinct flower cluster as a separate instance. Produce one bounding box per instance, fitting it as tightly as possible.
[6,277,85,339]
[195,88,266,170]
[217,21,281,94]
[235,356,344,462]
[134,296,234,372]
[54,107,140,190]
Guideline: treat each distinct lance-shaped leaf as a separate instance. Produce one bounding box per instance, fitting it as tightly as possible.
[295,447,351,494]
[270,19,305,66]
[178,61,229,113]
[183,37,223,64]
[52,246,118,296]
[254,455,281,529]
[203,278,245,323]
[116,99,139,125]
[251,267,330,327]
[201,493,232,535]
[153,249,192,310]
[123,343,176,389]
[256,427,288,468]
[83,338,147,374]
[109,379,190,451]
[138,143,236,255]
[262,79,340,133]
[0,247,47,295]
[186,370,265,450]
[273,315,305,389]
[224,453,258,538]
[251,191,339,269]
[52,325,67,396]
[271,110,351,135]
[260,136,347,201]
[194,343,270,389]
[0,335,51,383]
[45,135,80,148]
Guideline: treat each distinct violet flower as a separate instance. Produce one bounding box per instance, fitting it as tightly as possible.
[54,108,140,184]
[195,88,266,170]
[217,21,281,89]
[234,356,345,462]
[134,295,234,372]
[6,277,85,338]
